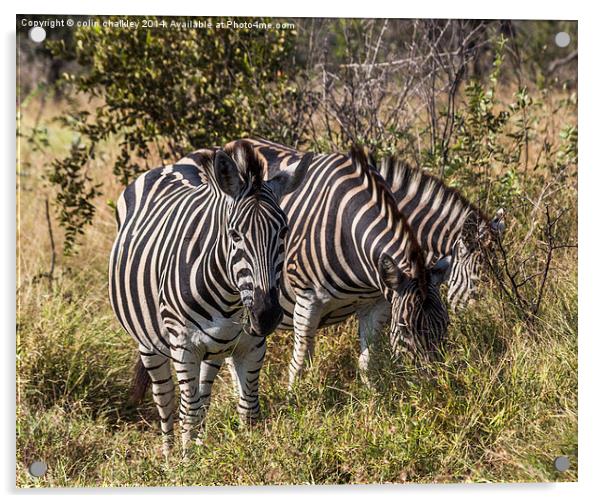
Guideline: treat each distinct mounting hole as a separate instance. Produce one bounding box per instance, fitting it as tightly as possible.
[555,32,571,48]
[554,455,570,472]
[28,460,47,478]
[28,26,47,43]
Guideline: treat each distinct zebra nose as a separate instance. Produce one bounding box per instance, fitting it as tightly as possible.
[250,288,283,336]
[250,307,283,337]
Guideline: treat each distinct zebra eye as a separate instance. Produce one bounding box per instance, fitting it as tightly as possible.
[278,226,289,239]
[229,229,243,243]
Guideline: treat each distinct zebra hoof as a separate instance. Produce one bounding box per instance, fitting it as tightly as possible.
[180,443,194,461]
[159,442,171,460]
[238,414,259,428]
[160,430,174,455]
[359,373,376,391]
[285,390,299,407]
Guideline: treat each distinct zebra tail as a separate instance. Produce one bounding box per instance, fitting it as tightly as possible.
[128,356,151,407]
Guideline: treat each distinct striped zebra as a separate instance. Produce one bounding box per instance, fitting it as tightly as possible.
[109,140,311,455]
[375,156,505,311]
[246,137,503,386]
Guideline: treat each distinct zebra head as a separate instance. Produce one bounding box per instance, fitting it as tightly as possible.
[447,208,505,311]
[215,141,312,336]
[379,254,450,359]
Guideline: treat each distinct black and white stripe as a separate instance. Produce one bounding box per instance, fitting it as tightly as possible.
[244,138,449,388]
[109,140,310,455]
[376,157,505,311]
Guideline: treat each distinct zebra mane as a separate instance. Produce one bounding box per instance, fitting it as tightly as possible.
[176,140,265,196]
[376,156,491,228]
[349,146,428,290]
[224,139,265,193]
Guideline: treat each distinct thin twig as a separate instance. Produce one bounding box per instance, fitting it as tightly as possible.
[44,196,56,283]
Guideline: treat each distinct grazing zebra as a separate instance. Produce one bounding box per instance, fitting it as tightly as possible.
[375,156,505,311]
[245,137,503,385]
[233,138,450,389]
[109,140,311,455]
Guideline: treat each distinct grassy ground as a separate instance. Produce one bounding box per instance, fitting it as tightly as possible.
[16,92,577,487]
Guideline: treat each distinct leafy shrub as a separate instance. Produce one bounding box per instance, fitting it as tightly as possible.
[47,17,305,253]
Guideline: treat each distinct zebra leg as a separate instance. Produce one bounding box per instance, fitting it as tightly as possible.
[170,336,204,454]
[357,300,391,387]
[194,358,224,445]
[229,336,267,425]
[139,350,175,458]
[288,295,324,390]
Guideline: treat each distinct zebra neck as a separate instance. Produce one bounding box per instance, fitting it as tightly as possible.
[217,230,238,294]
[344,177,424,293]
[215,204,241,296]
[178,193,240,303]
[379,159,474,263]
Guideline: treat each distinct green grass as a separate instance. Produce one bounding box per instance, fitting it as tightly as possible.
[16,260,577,486]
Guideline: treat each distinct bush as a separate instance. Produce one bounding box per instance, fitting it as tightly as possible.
[47,16,306,253]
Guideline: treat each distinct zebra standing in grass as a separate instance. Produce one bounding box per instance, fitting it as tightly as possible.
[109,140,311,455]
[246,138,503,385]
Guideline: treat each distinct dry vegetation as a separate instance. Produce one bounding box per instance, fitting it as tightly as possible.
[16,82,577,486]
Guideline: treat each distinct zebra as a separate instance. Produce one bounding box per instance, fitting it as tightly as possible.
[375,156,505,311]
[245,137,503,386]
[109,139,312,455]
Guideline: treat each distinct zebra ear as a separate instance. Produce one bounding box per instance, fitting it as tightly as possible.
[429,256,451,287]
[214,150,244,198]
[267,152,313,200]
[378,254,404,291]
[490,208,505,236]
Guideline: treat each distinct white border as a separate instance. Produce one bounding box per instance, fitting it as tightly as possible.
[3,0,584,18]
[4,1,599,502]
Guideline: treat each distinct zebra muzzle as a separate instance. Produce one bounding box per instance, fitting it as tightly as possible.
[249,287,283,336]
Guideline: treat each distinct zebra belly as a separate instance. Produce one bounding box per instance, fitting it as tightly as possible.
[277,288,383,331]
